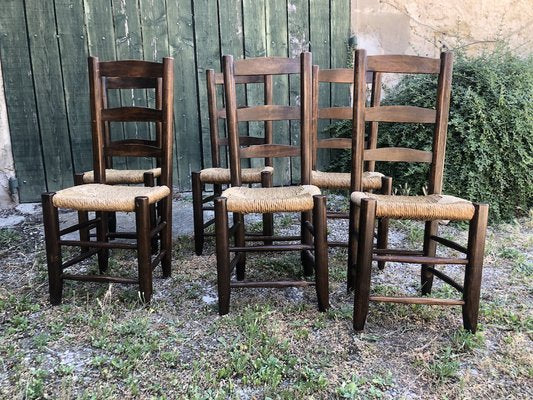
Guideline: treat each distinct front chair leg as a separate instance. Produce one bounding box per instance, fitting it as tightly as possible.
[261,171,274,245]
[192,171,205,256]
[377,177,392,270]
[136,196,153,303]
[144,172,158,255]
[347,200,360,292]
[353,198,377,331]
[301,210,314,277]
[463,203,489,333]
[215,197,231,315]
[42,193,63,305]
[313,195,329,311]
[234,212,246,281]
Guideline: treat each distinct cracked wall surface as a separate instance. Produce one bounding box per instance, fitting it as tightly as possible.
[351,0,533,56]
[0,60,16,209]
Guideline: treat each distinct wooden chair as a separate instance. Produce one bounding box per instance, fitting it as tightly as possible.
[42,57,174,304]
[192,71,274,255]
[311,66,390,262]
[214,52,328,314]
[348,50,488,333]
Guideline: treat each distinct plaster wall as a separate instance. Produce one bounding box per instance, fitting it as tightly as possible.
[351,0,533,56]
[0,60,17,209]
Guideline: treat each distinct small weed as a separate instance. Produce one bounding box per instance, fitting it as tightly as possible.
[425,347,460,381]
[451,329,485,352]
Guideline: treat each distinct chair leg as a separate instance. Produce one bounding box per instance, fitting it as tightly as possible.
[136,196,153,303]
[313,195,329,311]
[421,220,438,295]
[463,203,488,333]
[347,201,360,292]
[301,210,314,277]
[42,193,63,305]
[107,212,117,236]
[261,171,274,245]
[96,211,109,273]
[215,197,231,315]
[144,172,158,255]
[353,199,377,331]
[74,173,90,253]
[160,196,172,278]
[377,177,392,270]
[192,171,205,256]
[234,212,246,280]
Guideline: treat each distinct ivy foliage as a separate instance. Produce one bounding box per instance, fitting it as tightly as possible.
[328,48,532,222]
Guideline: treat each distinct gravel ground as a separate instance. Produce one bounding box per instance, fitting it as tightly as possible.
[0,194,531,399]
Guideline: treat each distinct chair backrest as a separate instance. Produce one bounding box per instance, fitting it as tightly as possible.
[206,70,273,169]
[311,67,380,171]
[222,54,313,186]
[88,56,174,187]
[350,50,453,194]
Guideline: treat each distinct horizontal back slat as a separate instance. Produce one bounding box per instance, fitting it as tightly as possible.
[318,107,352,120]
[218,136,265,146]
[104,143,163,158]
[234,57,300,76]
[105,76,158,89]
[99,60,164,78]
[316,68,373,83]
[367,55,440,74]
[317,137,352,149]
[240,144,300,159]
[364,147,433,163]
[101,107,163,122]
[237,105,300,121]
[365,106,437,123]
[214,72,265,84]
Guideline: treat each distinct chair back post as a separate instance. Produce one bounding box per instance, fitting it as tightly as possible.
[366,71,382,172]
[88,56,106,184]
[428,52,453,195]
[350,49,367,192]
[222,55,243,187]
[264,74,273,167]
[300,51,313,185]
[311,65,319,170]
[206,69,221,168]
[161,57,174,188]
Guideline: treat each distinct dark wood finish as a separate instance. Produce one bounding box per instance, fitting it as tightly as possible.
[373,255,468,265]
[313,195,329,311]
[233,57,300,75]
[430,235,468,254]
[422,221,439,295]
[366,55,440,74]
[423,266,464,293]
[261,171,274,245]
[239,144,300,159]
[136,196,153,302]
[61,274,139,285]
[365,106,436,123]
[42,193,62,305]
[101,107,163,121]
[237,105,300,121]
[215,197,231,315]
[99,60,164,77]
[377,177,392,270]
[364,148,433,163]
[369,296,464,306]
[192,171,204,256]
[105,76,158,89]
[231,280,315,288]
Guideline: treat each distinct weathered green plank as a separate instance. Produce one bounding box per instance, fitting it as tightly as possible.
[166,0,201,189]
[112,0,149,170]
[287,0,309,184]
[54,0,92,175]
[0,0,46,201]
[193,0,222,172]
[83,0,126,169]
[25,0,74,192]
[331,0,351,106]
[310,0,332,172]
[265,0,291,185]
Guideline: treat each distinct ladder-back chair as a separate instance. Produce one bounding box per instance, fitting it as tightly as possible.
[192,71,274,255]
[311,67,390,260]
[348,50,488,332]
[214,53,328,314]
[42,57,174,304]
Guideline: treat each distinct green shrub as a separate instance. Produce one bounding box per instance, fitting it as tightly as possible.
[328,47,533,222]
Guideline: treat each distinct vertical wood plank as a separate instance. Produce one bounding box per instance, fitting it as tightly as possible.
[166,0,201,189]
[193,0,222,172]
[330,0,351,106]
[265,0,290,185]
[113,0,150,170]
[0,0,46,201]
[310,0,332,172]
[25,0,74,191]
[54,0,92,175]
[287,0,309,184]
[83,0,126,169]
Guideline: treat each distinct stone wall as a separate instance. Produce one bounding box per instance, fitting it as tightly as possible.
[351,0,533,56]
[0,60,17,209]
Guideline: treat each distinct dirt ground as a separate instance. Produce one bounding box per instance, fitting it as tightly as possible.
[0,197,531,399]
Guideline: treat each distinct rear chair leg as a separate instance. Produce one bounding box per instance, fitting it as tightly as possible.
[96,211,109,273]
[261,171,274,245]
[42,193,63,305]
[463,203,488,333]
[347,201,360,292]
[377,177,392,270]
[353,198,377,331]
[74,173,90,253]
[234,212,246,280]
[192,171,205,256]
[160,196,172,278]
[215,197,230,315]
[421,220,438,295]
[144,172,158,255]
[313,195,329,311]
[301,210,314,276]
[136,196,153,302]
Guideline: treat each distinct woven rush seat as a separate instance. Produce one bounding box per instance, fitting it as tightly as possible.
[82,168,162,184]
[351,192,475,221]
[222,185,321,213]
[53,184,170,212]
[311,170,384,190]
[199,166,274,184]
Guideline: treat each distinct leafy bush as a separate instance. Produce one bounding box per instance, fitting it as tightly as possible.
[328,48,533,221]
